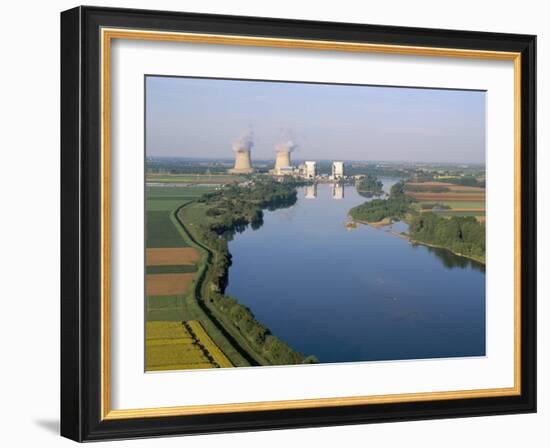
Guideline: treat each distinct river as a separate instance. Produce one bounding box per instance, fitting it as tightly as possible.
[226,180,486,364]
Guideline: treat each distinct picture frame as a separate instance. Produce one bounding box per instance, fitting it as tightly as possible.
[60,5,536,441]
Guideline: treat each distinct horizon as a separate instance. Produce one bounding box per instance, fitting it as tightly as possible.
[146,76,486,164]
[146,155,485,166]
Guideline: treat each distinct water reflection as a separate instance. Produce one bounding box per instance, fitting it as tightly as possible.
[226,182,485,363]
[304,183,346,200]
[422,245,485,273]
[304,184,317,199]
[332,183,344,200]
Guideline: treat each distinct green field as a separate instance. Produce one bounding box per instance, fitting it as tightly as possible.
[146,185,217,247]
[147,185,217,198]
[435,210,485,217]
[145,183,252,370]
[438,201,485,209]
[146,174,245,184]
[146,211,190,247]
[416,199,486,220]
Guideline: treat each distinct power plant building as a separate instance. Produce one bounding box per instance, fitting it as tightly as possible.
[304,161,317,179]
[332,161,344,180]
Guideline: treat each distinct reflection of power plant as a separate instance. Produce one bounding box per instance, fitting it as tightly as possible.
[303,183,343,200]
[332,183,344,199]
[304,184,317,199]
[332,161,344,180]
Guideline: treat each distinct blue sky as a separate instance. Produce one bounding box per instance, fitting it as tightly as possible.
[145,76,486,163]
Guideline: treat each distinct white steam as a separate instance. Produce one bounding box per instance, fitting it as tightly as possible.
[232,130,254,153]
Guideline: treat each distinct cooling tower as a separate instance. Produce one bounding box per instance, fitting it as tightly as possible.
[275,150,291,170]
[229,150,254,174]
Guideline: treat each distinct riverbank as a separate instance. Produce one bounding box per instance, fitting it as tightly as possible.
[351,216,392,229]
[408,237,485,265]
[350,215,485,265]
[176,181,316,366]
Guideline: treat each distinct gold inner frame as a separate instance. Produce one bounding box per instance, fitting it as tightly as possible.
[100,27,522,420]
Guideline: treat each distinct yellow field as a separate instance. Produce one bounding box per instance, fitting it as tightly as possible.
[187,320,233,368]
[145,321,233,371]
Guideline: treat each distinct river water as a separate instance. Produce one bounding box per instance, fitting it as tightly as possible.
[226,180,485,363]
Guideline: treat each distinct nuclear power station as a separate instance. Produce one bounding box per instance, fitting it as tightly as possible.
[227,133,347,183]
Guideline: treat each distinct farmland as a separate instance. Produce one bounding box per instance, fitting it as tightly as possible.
[145,182,250,371]
[146,321,232,371]
[146,173,246,184]
[405,181,485,221]
[146,247,200,265]
[146,273,195,296]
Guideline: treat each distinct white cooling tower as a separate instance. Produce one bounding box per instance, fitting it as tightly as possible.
[229,150,254,174]
[275,150,291,170]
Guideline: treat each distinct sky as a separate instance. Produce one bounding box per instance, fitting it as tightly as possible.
[145,76,486,164]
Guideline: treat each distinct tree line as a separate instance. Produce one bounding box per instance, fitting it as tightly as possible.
[408,213,485,262]
[356,174,384,197]
[349,181,412,222]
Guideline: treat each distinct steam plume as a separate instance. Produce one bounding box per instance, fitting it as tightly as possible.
[233,130,254,153]
[276,129,298,153]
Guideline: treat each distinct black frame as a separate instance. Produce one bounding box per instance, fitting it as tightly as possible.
[61,6,536,442]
